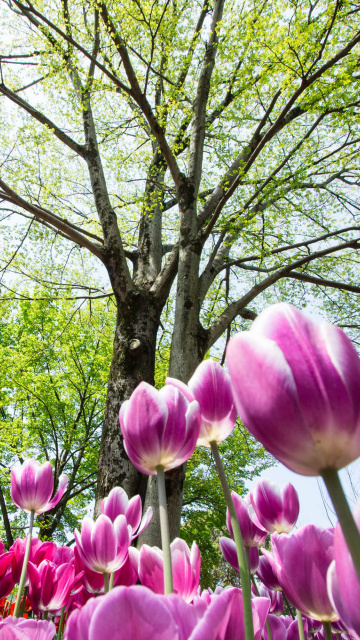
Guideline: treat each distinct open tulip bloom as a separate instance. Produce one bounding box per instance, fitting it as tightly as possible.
[100,487,153,539]
[250,480,300,534]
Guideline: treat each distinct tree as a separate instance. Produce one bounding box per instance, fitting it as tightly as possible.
[0,0,360,543]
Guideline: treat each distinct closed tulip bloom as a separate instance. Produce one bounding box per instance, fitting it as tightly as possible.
[75,514,130,575]
[256,555,282,591]
[266,526,337,621]
[263,614,287,640]
[0,568,15,599]
[226,303,360,475]
[11,459,68,514]
[11,537,56,585]
[250,480,300,534]
[120,383,200,475]
[327,500,360,639]
[257,585,284,615]
[227,492,267,547]
[139,539,201,602]
[27,560,82,615]
[166,359,238,446]
[220,537,259,574]
[0,617,56,639]
[100,487,152,539]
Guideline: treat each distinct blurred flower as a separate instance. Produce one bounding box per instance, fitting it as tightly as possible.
[139,539,200,602]
[250,480,299,534]
[256,555,281,591]
[227,492,267,547]
[119,383,200,475]
[74,514,130,575]
[0,616,56,639]
[166,359,237,446]
[11,459,68,514]
[226,303,360,475]
[257,585,284,615]
[100,487,152,539]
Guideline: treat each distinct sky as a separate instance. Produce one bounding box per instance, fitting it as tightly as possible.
[245,459,360,529]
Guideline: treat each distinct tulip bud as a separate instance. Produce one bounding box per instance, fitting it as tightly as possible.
[250,479,299,534]
[11,459,68,514]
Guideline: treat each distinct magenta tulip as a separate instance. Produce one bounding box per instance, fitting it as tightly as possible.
[120,382,200,475]
[27,560,82,615]
[227,492,267,547]
[166,359,237,446]
[100,487,152,539]
[0,568,15,598]
[11,459,68,514]
[220,537,259,574]
[226,303,360,475]
[0,617,56,639]
[250,480,299,534]
[263,614,287,640]
[257,585,284,614]
[75,514,130,575]
[11,537,56,585]
[256,554,282,591]
[139,538,201,602]
[327,500,360,638]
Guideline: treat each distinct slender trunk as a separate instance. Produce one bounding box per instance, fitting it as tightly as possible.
[94,290,161,515]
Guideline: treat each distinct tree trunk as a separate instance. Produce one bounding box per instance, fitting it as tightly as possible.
[94,289,161,515]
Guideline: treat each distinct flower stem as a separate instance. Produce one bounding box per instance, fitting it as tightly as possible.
[322,621,332,640]
[14,510,35,618]
[103,573,109,594]
[252,577,272,640]
[19,586,28,617]
[321,467,360,582]
[210,441,254,640]
[297,611,306,640]
[57,606,65,640]
[109,572,115,590]
[156,465,173,595]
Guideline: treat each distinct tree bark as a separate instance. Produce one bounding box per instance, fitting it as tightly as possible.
[94,289,161,515]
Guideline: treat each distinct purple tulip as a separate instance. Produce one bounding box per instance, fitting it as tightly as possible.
[74,514,130,575]
[119,383,200,475]
[166,359,237,446]
[256,554,282,591]
[263,526,338,621]
[257,585,284,614]
[11,537,56,585]
[327,500,360,638]
[53,546,74,566]
[75,547,137,594]
[220,537,259,574]
[100,487,152,539]
[0,568,15,598]
[226,303,360,475]
[139,538,201,602]
[0,617,56,639]
[287,619,309,640]
[227,492,267,547]
[250,480,299,534]
[27,560,82,615]
[263,614,287,640]
[11,459,68,514]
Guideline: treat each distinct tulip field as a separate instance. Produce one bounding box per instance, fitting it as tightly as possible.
[1,303,360,639]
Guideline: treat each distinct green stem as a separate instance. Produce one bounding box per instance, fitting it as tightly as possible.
[156,465,173,595]
[297,610,306,640]
[19,586,29,617]
[44,611,49,620]
[210,441,254,640]
[57,606,65,640]
[245,546,251,579]
[14,510,35,618]
[103,573,109,594]
[322,621,333,640]
[321,467,360,583]
[109,572,115,590]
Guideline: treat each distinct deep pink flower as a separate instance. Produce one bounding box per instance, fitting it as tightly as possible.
[263,614,287,640]
[0,617,56,639]
[100,487,152,539]
[166,359,237,446]
[11,537,56,585]
[74,514,130,574]
[256,554,281,591]
[327,500,360,639]
[120,383,200,475]
[75,547,138,595]
[257,585,284,614]
[0,568,15,599]
[139,538,201,602]
[11,460,68,514]
[226,303,360,475]
[27,560,82,615]
[220,537,259,574]
[250,480,299,534]
[52,546,74,566]
[227,492,267,547]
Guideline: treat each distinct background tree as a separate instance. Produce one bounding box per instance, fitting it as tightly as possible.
[0,0,360,544]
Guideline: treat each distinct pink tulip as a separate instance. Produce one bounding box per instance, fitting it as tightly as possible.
[257,585,284,614]
[27,560,82,615]
[11,459,68,514]
[227,492,267,547]
[74,514,130,574]
[250,480,299,534]
[100,487,152,539]
[53,546,74,565]
[220,537,259,574]
[139,538,201,602]
[226,303,360,475]
[0,568,15,598]
[0,617,56,639]
[120,383,200,475]
[166,359,237,446]
[75,547,138,594]
[11,537,56,585]
[256,554,282,591]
